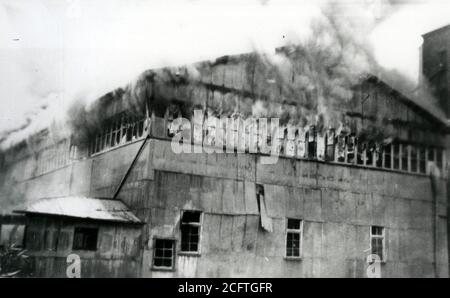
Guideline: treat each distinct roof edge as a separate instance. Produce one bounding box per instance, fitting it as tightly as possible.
[13,210,144,225]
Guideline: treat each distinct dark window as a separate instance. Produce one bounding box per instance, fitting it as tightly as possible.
[180,211,202,253]
[393,143,400,170]
[286,218,302,258]
[411,146,418,172]
[419,147,426,173]
[428,148,435,164]
[384,144,391,169]
[356,143,365,165]
[72,227,98,251]
[370,226,385,261]
[152,239,175,270]
[401,144,409,171]
[306,126,316,159]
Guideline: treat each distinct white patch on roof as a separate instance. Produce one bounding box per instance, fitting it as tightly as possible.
[14,196,141,224]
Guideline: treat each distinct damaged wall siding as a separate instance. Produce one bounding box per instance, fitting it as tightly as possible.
[2,133,446,277]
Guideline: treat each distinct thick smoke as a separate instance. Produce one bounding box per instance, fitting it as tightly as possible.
[1,0,443,152]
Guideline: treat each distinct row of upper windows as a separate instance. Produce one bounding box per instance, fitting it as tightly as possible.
[87,111,446,177]
[88,113,148,155]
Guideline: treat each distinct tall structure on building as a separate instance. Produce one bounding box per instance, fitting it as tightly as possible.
[422,24,450,118]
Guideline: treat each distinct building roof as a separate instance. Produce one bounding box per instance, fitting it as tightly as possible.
[370,73,448,126]
[422,23,450,38]
[14,196,142,224]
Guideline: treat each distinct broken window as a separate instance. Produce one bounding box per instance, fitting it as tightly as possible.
[370,226,385,262]
[152,238,175,270]
[306,125,316,159]
[89,113,147,155]
[72,227,98,251]
[286,218,303,258]
[180,210,202,253]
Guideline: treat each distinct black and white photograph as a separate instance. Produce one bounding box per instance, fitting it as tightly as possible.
[0,0,449,282]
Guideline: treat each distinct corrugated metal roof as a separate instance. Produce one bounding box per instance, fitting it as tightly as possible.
[14,196,142,224]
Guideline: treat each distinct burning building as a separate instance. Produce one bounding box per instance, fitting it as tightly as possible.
[0,46,449,277]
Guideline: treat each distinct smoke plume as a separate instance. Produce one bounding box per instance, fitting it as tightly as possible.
[0,0,447,151]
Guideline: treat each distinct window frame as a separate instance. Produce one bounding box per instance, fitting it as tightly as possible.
[393,143,400,170]
[383,144,392,169]
[72,227,99,251]
[89,113,147,156]
[369,226,386,263]
[151,238,176,271]
[285,218,303,260]
[410,146,418,173]
[179,210,203,256]
[400,143,409,171]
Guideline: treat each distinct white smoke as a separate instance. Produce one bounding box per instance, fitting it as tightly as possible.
[0,0,448,149]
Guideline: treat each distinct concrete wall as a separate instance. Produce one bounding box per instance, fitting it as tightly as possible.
[0,138,448,277]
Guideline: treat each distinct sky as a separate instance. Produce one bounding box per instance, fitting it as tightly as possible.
[1,0,450,147]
